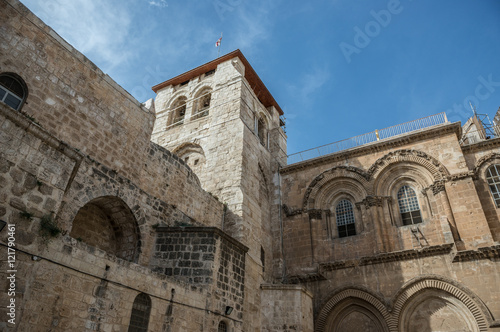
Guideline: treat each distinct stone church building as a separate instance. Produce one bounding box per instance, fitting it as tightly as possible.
[1,0,500,331]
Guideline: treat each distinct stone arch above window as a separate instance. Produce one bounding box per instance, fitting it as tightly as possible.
[0,72,28,111]
[172,142,205,185]
[169,96,187,127]
[193,87,212,119]
[368,149,450,183]
[303,166,370,210]
[70,196,141,262]
[335,199,356,238]
[128,293,151,332]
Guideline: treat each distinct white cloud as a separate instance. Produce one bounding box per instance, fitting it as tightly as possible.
[23,0,133,72]
[148,0,168,8]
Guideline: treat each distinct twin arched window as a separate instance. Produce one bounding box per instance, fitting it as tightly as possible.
[128,293,151,332]
[0,73,27,111]
[486,164,500,207]
[335,199,356,237]
[397,185,422,225]
[171,96,187,126]
[194,88,211,119]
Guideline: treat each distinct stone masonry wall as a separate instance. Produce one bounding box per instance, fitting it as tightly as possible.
[1,0,155,183]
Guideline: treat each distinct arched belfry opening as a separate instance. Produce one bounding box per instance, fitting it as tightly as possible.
[70,196,141,262]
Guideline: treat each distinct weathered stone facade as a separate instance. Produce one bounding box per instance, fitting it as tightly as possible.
[1,0,500,331]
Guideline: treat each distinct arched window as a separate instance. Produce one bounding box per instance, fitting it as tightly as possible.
[128,293,151,332]
[218,321,227,332]
[336,199,356,238]
[194,88,211,119]
[397,185,422,225]
[486,164,500,207]
[255,114,267,147]
[171,96,187,126]
[0,73,27,111]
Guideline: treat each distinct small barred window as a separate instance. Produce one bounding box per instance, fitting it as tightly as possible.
[397,185,422,225]
[335,199,356,238]
[486,164,500,207]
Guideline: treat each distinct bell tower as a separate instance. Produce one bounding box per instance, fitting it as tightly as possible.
[151,49,287,330]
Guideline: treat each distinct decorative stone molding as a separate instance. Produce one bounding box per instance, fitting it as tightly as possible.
[444,170,476,182]
[319,244,454,271]
[308,209,323,220]
[282,204,303,217]
[368,149,450,181]
[285,273,327,284]
[359,195,392,209]
[430,180,446,195]
[452,245,500,262]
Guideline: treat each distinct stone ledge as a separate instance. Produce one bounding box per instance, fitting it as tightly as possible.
[155,226,249,253]
[261,283,314,298]
[452,245,500,263]
[320,244,455,272]
[281,122,461,174]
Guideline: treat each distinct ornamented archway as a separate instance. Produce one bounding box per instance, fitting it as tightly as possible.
[315,288,390,332]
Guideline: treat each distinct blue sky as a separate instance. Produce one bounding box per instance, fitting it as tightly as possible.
[21,0,500,155]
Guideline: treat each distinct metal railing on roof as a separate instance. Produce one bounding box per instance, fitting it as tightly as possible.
[287,112,449,165]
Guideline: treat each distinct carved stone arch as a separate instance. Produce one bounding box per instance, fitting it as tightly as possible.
[70,195,142,263]
[191,82,213,98]
[171,142,204,186]
[315,287,391,332]
[473,152,500,177]
[368,149,450,183]
[303,166,371,210]
[191,84,213,119]
[315,179,366,210]
[392,276,492,332]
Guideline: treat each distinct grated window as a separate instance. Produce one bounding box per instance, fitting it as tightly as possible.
[128,293,151,332]
[397,185,422,225]
[218,321,227,332]
[335,199,356,238]
[486,164,500,207]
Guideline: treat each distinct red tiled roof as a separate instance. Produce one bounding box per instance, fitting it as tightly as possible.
[151,49,284,116]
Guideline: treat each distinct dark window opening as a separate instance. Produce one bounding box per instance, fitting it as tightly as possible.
[336,199,356,238]
[128,293,151,332]
[218,321,227,332]
[0,73,27,111]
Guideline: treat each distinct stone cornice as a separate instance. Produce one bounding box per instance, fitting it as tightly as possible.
[155,226,249,252]
[319,244,454,272]
[452,245,500,263]
[281,122,461,175]
[285,273,327,284]
[261,284,314,298]
[461,136,500,154]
